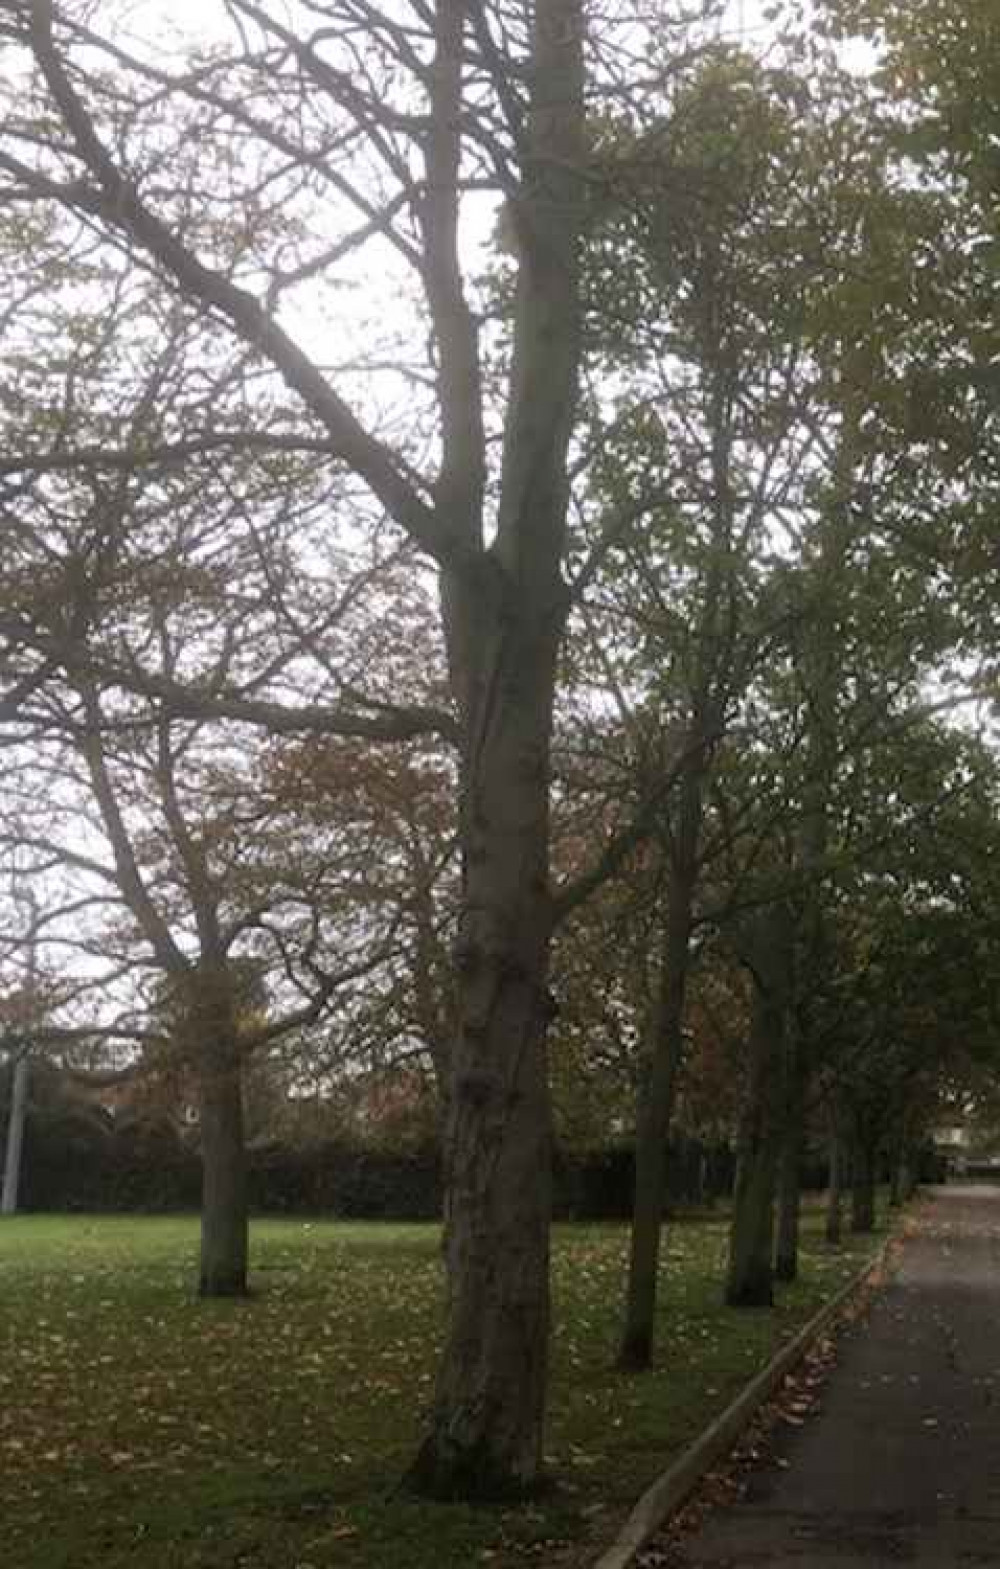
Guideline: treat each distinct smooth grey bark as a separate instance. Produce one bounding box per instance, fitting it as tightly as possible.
[2,1050,30,1215]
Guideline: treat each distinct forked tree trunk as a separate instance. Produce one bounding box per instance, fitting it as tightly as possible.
[405,0,584,1501]
[825,1126,844,1244]
[850,1138,877,1234]
[198,1045,248,1297]
[618,760,704,1371]
[726,972,786,1308]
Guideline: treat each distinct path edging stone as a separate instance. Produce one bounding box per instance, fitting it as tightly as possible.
[592,1234,896,1569]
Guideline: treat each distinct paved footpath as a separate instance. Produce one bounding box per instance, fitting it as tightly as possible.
[663,1184,1000,1568]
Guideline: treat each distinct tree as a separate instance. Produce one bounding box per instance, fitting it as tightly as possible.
[570,43,917,1348]
[252,733,460,1104]
[0,292,432,1289]
[0,0,592,1495]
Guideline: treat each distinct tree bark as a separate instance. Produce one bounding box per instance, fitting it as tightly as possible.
[789,402,858,1262]
[825,1125,844,1244]
[197,1044,248,1297]
[405,0,584,1501]
[773,1018,807,1282]
[187,966,249,1298]
[407,607,560,1498]
[617,761,704,1370]
[726,964,786,1308]
[889,1119,914,1207]
[616,290,735,1367]
[850,1138,877,1233]
[773,1108,803,1282]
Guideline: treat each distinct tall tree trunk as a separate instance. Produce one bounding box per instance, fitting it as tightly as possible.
[617,317,735,1368]
[406,0,584,1501]
[198,1045,248,1297]
[773,1100,803,1282]
[825,1124,844,1244]
[850,1137,877,1234]
[726,956,787,1308]
[790,399,858,1261]
[698,1145,711,1206]
[188,965,248,1298]
[2,1050,30,1216]
[889,1115,914,1207]
[773,1017,807,1282]
[408,608,560,1499]
[618,760,704,1371]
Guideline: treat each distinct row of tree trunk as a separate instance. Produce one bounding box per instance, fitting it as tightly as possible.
[724,985,917,1310]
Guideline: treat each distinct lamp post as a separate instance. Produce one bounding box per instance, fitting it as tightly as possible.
[2,864,37,1216]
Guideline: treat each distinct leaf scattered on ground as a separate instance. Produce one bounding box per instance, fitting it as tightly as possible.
[0,1209,884,1569]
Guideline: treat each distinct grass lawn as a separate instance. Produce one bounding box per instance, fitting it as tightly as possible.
[0,1207,884,1568]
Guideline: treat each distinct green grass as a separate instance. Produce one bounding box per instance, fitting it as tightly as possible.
[0,1208,884,1568]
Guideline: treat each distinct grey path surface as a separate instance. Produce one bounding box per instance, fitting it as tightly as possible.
[663,1185,1000,1568]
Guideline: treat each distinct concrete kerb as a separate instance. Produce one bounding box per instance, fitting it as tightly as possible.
[592,1233,897,1569]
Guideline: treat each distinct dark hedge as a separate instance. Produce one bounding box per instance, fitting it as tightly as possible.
[3,1095,738,1219]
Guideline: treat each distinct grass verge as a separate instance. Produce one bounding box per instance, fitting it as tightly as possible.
[0,1208,884,1568]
